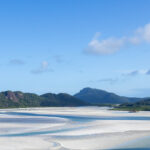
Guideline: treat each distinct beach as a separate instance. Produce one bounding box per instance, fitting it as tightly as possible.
[0,107,150,150]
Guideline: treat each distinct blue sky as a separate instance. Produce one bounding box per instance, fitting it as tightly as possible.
[1,0,150,97]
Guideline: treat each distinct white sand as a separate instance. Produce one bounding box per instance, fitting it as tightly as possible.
[0,137,63,150]
[0,107,150,150]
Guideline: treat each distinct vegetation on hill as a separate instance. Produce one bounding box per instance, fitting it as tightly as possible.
[40,93,88,107]
[0,91,88,108]
[74,87,141,104]
[0,88,149,109]
[113,98,150,111]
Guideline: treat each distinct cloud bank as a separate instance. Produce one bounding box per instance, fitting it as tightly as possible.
[122,69,150,76]
[86,23,150,55]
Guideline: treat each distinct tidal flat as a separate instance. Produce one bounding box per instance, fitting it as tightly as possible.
[0,107,150,150]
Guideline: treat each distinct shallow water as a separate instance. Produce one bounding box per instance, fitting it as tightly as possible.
[115,135,150,149]
[0,107,150,149]
[1,111,150,122]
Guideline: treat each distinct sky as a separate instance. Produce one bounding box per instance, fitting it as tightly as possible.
[0,0,150,97]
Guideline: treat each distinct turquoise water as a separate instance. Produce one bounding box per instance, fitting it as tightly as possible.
[114,135,150,150]
[1,111,150,122]
[0,126,86,137]
[0,111,150,149]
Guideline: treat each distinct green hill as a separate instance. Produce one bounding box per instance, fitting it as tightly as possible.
[74,87,141,104]
[0,91,88,108]
[0,88,147,108]
[114,98,150,111]
[40,93,88,107]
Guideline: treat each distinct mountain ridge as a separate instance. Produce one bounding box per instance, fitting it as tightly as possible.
[0,88,147,108]
[0,91,88,108]
[74,87,141,104]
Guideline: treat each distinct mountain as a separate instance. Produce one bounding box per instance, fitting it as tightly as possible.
[0,88,144,108]
[0,91,88,108]
[74,87,141,104]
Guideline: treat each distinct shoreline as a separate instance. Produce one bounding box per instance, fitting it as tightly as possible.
[0,107,150,150]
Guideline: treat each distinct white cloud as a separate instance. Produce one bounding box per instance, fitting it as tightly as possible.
[86,23,150,55]
[31,61,53,74]
[129,23,150,44]
[136,23,150,42]
[41,61,49,69]
[86,36,125,55]
[128,36,141,45]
